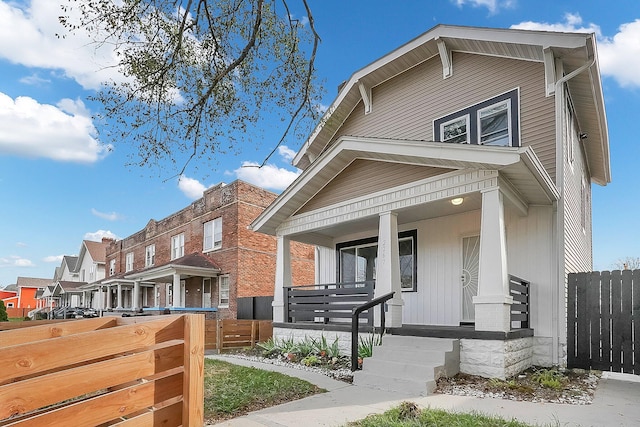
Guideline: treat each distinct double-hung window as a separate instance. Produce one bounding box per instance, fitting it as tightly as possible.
[109,259,115,276]
[145,244,155,267]
[171,233,185,260]
[336,230,417,292]
[219,276,230,307]
[203,217,222,251]
[125,252,134,272]
[434,89,519,147]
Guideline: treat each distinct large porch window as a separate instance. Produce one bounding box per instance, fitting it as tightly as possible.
[336,230,417,292]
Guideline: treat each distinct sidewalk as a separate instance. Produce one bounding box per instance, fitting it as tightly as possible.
[207,355,640,427]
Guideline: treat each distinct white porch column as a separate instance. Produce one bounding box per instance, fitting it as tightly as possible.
[172,273,182,308]
[375,211,403,328]
[273,234,292,323]
[105,286,112,310]
[116,283,123,309]
[132,280,141,311]
[473,188,513,332]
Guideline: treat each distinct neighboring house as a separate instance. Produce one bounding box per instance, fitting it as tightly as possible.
[5,277,52,309]
[251,25,610,381]
[53,255,80,282]
[93,180,314,318]
[40,240,112,312]
[0,285,17,308]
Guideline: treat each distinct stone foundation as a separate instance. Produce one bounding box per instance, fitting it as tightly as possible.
[460,337,533,379]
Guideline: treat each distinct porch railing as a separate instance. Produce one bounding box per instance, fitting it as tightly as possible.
[351,292,394,371]
[285,281,374,324]
[509,274,530,329]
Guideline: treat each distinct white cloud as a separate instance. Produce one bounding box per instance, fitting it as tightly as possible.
[511,13,601,35]
[178,175,210,200]
[43,255,64,263]
[278,145,297,162]
[0,92,112,163]
[234,162,300,191]
[0,256,35,268]
[453,0,514,14]
[0,0,124,90]
[598,20,640,88]
[15,242,27,248]
[91,208,124,221]
[19,73,51,86]
[512,15,640,88]
[83,230,119,241]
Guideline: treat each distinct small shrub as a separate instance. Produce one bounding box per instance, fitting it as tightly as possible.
[358,333,382,358]
[293,336,316,358]
[257,338,280,358]
[302,355,320,366]
[531,368,564,390]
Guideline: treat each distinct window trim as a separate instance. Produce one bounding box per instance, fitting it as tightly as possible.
[218,276,230,307]
[203,217,222,252]
[440,114,470,144]
[477,99,511,146]
[171,233,185,260]
[145,244,156,268]
[125,252,134,272]
[433,88,520,147]
[335,229,418,292]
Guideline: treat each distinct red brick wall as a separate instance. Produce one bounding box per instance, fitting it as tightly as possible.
[104,180,315,318]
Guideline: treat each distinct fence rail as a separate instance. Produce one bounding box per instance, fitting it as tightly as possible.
[0,314,204,426]
[285,281,374,325]
[568,270,640,374]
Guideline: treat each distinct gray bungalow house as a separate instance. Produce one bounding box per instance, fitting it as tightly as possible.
[251,25,610,389]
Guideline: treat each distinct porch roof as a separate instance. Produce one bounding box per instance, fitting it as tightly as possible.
[251,136,559,238]
[123,252,221,282]
[293,24,609,185]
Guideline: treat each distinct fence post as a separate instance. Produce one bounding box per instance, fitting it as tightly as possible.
[251,321,257,347]
[216,319,223,352]
[182,314,204,426]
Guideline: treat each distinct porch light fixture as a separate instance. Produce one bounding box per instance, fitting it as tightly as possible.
[451,197,464,206]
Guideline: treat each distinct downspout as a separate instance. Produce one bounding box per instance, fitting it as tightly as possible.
[552,42,596,365]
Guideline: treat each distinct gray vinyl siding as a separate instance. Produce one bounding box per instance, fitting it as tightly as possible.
[297,160,449,214]
[563,95,593,275]
[335,52,556,181]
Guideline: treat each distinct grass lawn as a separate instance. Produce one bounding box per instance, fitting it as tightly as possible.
[203,358,325,424]
[348,402,535,427]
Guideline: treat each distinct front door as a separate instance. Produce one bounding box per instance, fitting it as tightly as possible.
[461,235,480,323]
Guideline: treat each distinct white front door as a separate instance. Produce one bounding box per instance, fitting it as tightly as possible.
[461,235,480,323]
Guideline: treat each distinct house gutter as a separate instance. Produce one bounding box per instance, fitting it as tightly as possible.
[552,40,596,365]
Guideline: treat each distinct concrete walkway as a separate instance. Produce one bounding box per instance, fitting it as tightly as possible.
[207,355,640,427]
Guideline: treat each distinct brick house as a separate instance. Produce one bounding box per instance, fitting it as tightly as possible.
[92,180,314,319]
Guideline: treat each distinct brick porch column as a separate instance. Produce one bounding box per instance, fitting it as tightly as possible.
[273,234,291,323]
[474,187,513,332]
[375,211,403,328]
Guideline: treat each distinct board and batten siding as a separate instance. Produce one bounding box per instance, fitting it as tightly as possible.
[333,51,556,181]
[297,160,449,214]
[314,205,554,328]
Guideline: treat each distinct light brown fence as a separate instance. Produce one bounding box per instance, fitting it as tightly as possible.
[0,314,204,426]
[205,319,273,351]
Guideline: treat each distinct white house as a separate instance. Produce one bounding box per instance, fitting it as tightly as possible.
[251,25,610,387]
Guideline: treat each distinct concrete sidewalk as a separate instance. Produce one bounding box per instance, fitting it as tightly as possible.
[207,355,640,427]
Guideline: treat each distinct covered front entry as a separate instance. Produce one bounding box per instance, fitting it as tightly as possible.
[252,137,558,334]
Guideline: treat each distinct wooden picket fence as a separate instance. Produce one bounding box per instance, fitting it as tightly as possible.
[0,314,204,426]
[205,319,273,351]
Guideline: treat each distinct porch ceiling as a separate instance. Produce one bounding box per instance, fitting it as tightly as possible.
[252,136,559,239]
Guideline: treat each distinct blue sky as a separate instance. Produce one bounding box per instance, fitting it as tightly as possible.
[1,0,639,287]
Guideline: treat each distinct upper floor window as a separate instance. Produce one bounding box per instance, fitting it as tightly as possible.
[336,230,417,292]
[171,233,185,260]
[125,252,134,272]
[89,265,95,282]
[434,89,519,148]
[203,217,222,251]
[145,244,156,267]
[109,259,115,276]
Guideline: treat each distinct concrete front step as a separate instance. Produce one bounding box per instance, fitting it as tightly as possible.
[353,336,460,396]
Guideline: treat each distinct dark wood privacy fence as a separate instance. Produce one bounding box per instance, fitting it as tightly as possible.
[285,281,374,324]
[568,270,640,374]
[509,275,530,329]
